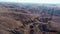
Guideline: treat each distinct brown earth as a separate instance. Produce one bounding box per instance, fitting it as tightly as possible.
[0,3,60,34]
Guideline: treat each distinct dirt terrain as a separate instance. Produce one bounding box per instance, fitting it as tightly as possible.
[0,3,60,34]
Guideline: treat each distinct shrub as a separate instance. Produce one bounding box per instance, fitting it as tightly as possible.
[56,30,60,34]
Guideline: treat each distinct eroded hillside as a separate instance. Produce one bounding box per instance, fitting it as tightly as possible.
[0,3,60,34]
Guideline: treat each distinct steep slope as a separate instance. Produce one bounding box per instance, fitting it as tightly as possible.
[0,3,60,34]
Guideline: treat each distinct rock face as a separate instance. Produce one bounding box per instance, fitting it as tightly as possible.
[0,3,60,34]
